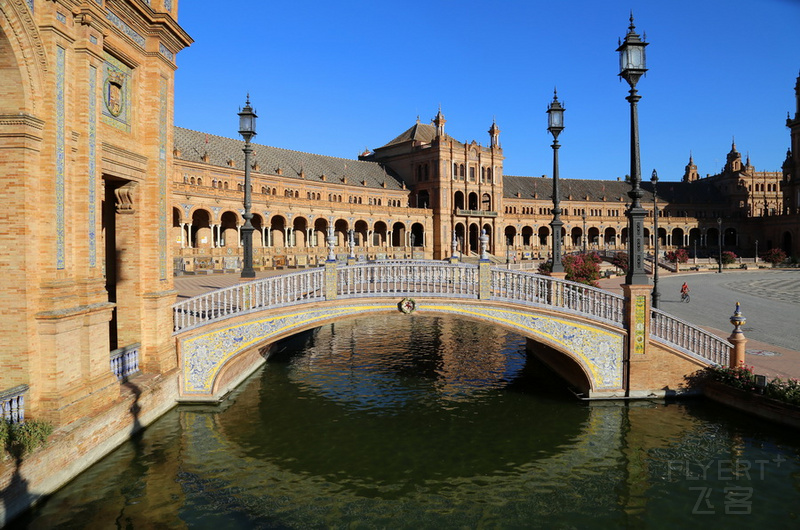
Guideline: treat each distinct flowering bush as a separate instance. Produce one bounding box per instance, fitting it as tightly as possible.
[562,252,601,286]
[706,364,800,407]
[762,248,787,265]
[766,378,800,406]
[706,363,757,391]
[611,252,628,272]
[537,252,601,286]
[665,248,689,263]
[721,250,737,265]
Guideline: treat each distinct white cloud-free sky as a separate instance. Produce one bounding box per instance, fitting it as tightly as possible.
[174,0,800,182]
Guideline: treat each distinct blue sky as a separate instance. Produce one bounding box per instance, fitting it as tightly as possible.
[174,0,800,182]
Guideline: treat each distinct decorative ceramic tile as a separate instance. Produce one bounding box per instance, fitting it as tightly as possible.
[105,8,145,48]
[56,47,65,269]
[179,301,625,396]
[88,65,97,267]
[101,53,131,132]
[180,304,395,395]
[159,76,168,280]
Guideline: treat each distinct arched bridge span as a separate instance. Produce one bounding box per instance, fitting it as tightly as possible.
[173,261,731,401]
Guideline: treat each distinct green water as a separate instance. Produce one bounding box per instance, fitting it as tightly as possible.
[10,315,800,528]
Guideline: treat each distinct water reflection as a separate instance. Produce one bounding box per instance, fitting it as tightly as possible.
[11,314,800,528]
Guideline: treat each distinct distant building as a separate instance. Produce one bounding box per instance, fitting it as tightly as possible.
[172,71,799,270]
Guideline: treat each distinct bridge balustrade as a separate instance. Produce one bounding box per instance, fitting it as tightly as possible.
[337,261,479,299]
[490,269,626,327]
[650,308,731,365]
[173,268,325,332]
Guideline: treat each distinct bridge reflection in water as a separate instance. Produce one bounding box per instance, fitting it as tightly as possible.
[16,314,800,528]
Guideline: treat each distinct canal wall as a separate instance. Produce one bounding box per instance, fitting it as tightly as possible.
[0,369,180,527]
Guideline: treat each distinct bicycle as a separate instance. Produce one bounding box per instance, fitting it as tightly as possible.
[681,292,690,303]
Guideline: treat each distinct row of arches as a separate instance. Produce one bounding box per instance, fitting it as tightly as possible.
[451,163,495,183]
[454,190,492,211]
[501,225,740,249]
[173,207,427,249]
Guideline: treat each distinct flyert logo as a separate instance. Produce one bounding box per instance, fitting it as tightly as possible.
[666,456,786,516]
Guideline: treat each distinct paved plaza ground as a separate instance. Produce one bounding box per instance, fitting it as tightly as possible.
[598,269,800,380]
[175,267,800,380]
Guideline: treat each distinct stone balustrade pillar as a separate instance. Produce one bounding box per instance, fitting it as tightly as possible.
[728,302,747,368]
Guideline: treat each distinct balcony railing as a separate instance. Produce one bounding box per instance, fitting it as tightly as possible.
[110,343,141,380]
[455,209,498,217]
[0,384,28,424]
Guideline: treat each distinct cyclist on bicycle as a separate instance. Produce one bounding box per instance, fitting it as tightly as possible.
[680,282,690,300]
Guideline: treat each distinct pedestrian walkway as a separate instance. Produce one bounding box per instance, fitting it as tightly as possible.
[598,269,800,380]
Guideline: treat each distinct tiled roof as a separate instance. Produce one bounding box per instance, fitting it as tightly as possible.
[503,175,726,205]
[378,121,459,149]
[174,127,406,190]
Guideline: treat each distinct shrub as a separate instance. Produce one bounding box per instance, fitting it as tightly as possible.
[4,419,53,457]
[611,252,628,272]
[721,250,737,265]
[706,363,757,391]
[562,252,601,286]
[665,248,689,263]
[0,419,8,452]
[537,252,601,286]
[707,365,800,408]
[537,260,552,274]
[766,378,800,406]
[762,248,787,265]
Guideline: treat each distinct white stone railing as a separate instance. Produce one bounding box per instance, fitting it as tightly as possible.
[110,343,141,380]
[337,261,479,299]
[650,308,731,366]
[173,262,729,370]
[0,384,28,424]
[490,269,625,327]
[173,268,325,332]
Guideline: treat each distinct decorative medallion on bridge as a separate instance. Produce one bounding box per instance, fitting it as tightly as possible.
[398,298,416,314]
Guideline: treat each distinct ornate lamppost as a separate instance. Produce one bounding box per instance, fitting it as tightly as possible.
[717,217,723,273]
[617,14,650,285]
[651,169,660,308]
[547,89,565,273]
[238,96,257,279]
[582,211,587,253]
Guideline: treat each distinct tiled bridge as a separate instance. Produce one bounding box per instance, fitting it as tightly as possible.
[172,260,735,401]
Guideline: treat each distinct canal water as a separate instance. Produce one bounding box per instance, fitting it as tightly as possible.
[10,314,800,528]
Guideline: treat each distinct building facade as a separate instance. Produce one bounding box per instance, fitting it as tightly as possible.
[172,72,800,271]
[1,0,190,425]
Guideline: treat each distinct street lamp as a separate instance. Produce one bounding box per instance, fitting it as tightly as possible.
[717,217,723,273]
[617,14,650,285]
[547,89,565,273]
[582,211,587,253]
[650,169,660,308]
[238,95,257,279]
